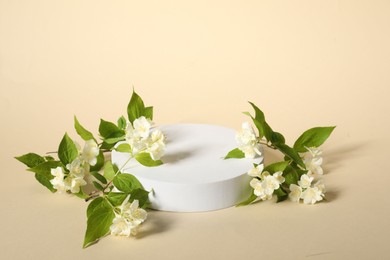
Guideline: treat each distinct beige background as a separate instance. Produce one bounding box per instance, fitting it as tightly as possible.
[1,0,389,259]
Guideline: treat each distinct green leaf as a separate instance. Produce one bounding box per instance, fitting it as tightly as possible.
[15,153,45,168]
[93,181,105,191]
[103,161,117,181]
[270,132,285,145]
[248,102,265,122]
[135,152,163,167]
[28,161,63,174]
[44,156,55,161]
[283,165,299,186]
[274,143,305,168]
[74,189,87,199]
[127,90,146,124]
[264,161,290,174]
[236,192,257,206]
[100,141,114,150]
[107,192,128,206]
[34,173,56,192]
[129,188,150,208]
[90,151,104,172]
[107,189,149,208]
[28,161,63,192]
[117,116,127,130]
[296,168,308,178]
[99,119,123,139]
[91,171,107,184]
[223,148,245,160]
[144,106,153,120]
[58,133,78,166]
[274,188,288,203]
[83,198,115,248]
[86,197,104,218]
[113,173,144,193]
[248,102,273,141]
[293,126,336,153]
[114,143,132,153]
[104,136,125,144]
[74,116,96,142]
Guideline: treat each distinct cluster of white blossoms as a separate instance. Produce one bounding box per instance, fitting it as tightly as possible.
[302,147,323,176]
[289,147,326,204]
[125,116,166,160]
[289,174,326,204]
[50,140,99,193]
[247,146,327,205]
[110,196,147,237]
[249,165,285,201]
[236,122,262,159]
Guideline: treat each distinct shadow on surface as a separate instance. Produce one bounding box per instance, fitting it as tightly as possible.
[162,150,196,164]
[136,211,173,239]
[324,141,370,173]
[323,190,340,202]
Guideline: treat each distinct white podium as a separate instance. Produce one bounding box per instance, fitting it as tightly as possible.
[111,124,263,212]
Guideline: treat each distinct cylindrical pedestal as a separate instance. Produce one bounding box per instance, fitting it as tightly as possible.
[111,124,263,212]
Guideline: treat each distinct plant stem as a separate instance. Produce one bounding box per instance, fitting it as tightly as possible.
[84,154,133,202]
[85,194,100,202]
[258,141,277,150]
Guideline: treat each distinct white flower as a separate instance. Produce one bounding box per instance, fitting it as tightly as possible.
[239,144,262,159]
[63,157,89,194]
[302,147,323,175]
[305,147,322,158]
[260,170,270,180]
[289,174,326,204]
[81,140,99,166]
[249,171,285,201]
[288,184,302,202]
[110,215,134,237]
[64,175,87,193]
[110,197,147,237]
[52,163,88,194]
[66,158,86,178]
[50,167,68,192]
[304,157,323,175]
[130,138,148,155]
[298,174,313,189]
[250,178,261,192]
[248,164,264,178]
[148,142,165,160]
[262,175,281,196]
[250,178,268,200]
[273,171,285,184]
[145,129,166,160]
[125,122,136,142]
[133,116,152,139]
[236,122,257,146]
[51,166,64,179]
[301,187,324,205]
[313,180,326,194]
[122,199,148,226]
[150,129,165,144]
[236,122,262,159]
[125,117,166,160]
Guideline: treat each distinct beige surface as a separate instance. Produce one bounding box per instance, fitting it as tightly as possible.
[1,0,389,259]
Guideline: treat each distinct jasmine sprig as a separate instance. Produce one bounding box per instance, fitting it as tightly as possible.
[83,166,149,248]
[15,90,162,248]
[225,102,335,205]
